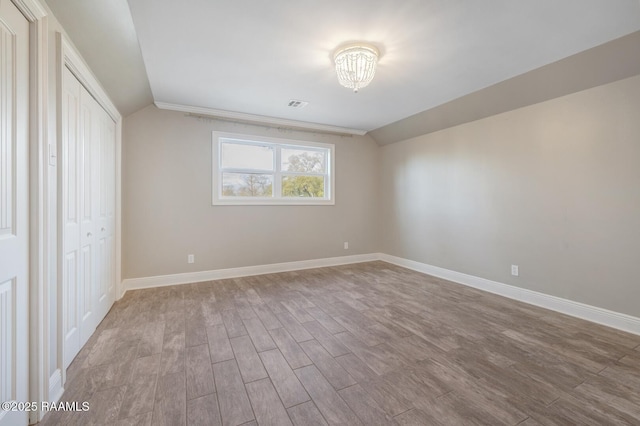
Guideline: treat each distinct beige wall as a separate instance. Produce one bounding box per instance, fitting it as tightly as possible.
[379,74,640,317]
[123,76,640,318]
[123,106,379,279]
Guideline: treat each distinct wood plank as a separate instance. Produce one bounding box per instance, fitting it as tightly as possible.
[303,321,350,357]
[295,365,362,425]
[334,332,403,375]
[118,354,160,419]
[259,349,310,408]
[287,401,328,426]
[237,302,258,321]
[243,317,277,352]
[82,385,127,424]
[394,409,430,425]
[160,330,185,376]
[77,345,137,398]
[338,384,397,425]
[230,335,268,383]
[85,328,121,367]
[115,412,153,426]
[269,327,313,369]
[334,353,378,383]
[138,321,165,357]
[299,339,356,390]
[153,372,187,426]
[245,378,293,426]
[201,302,223,326]
[185,319,208,348]
[305,306,346,334]
[186,344,215,400]
[276,311,314,342]
[187,394,222,426]
[221,309,248,338]
[358,377,414,417]
[206,324,235,364]
[281,300,315,323]
[526,393,632,425]
[212,360,255,426]
[252,303,283,330]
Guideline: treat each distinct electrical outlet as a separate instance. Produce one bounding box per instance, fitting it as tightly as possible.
[511,265,519,276]
[188,254,195,264]
[344,242,349,250]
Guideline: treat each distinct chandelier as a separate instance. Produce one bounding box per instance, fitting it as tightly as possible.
[333,43,379,93]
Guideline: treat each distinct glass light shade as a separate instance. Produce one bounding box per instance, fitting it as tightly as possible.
[333,44,379,93]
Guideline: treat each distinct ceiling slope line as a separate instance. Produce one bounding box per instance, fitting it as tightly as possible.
[154,102,368,136]
[370,30,640,145]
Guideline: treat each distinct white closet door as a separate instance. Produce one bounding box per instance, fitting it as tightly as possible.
[0,1,30,425]
[62,66,116,369]
[62,67,82,368]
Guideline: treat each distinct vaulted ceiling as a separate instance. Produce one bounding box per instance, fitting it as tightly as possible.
[46,0,640,142]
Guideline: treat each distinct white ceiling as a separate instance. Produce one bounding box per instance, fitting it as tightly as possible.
[48,1,640,133]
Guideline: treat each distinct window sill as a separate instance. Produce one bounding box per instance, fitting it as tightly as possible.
[212,199,335,206]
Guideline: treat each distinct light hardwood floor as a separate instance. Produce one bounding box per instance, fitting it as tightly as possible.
[41,261,640,425]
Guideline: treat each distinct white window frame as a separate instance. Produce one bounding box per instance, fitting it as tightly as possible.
[212,131,335,205]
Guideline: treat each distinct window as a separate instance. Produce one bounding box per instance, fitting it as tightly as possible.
[212,132,334,205]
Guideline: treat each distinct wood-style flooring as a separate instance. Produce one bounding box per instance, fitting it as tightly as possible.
[41,261,640,425]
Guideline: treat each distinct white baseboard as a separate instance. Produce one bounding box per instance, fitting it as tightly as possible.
[48,369,63,403]
[122,253,380,293]
[379,254,640,336]
[120,252,640,336]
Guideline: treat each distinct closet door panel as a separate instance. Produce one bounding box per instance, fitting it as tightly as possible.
[96,106,115,320]
[107,115,116,305]
[78,87,98,345]
[61,67,81,368]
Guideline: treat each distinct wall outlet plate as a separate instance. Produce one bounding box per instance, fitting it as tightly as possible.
[511,265,519,276]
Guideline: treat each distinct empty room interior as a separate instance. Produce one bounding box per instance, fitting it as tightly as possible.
[2,0,640,425]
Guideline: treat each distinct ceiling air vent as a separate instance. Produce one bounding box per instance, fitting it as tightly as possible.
[287,100,308,108]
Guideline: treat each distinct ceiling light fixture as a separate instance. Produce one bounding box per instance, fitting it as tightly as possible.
[333,43,379,93]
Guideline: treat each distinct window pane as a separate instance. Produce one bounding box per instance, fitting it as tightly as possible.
[221,142,274,171]
[222,173,273,197]
[281,148,325,173]
[282,176,325,198]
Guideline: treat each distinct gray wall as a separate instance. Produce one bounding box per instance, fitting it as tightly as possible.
[122,106,379,279]
[379,74,640,317]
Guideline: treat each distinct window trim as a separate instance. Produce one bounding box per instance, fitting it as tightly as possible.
[212,131,335,205]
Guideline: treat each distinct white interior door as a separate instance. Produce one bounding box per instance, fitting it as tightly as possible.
[0,1,29,425]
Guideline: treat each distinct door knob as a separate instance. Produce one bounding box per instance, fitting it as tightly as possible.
[87,232,92,237]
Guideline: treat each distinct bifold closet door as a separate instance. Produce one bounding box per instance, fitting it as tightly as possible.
[61,66,116,368]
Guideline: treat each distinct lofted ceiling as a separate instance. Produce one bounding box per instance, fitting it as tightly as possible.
[46,0,153,117]
[46,0,640,138]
